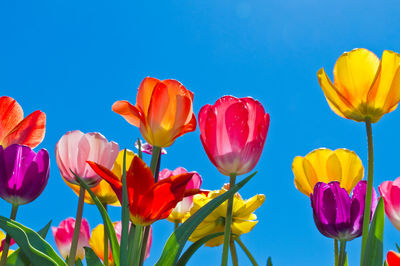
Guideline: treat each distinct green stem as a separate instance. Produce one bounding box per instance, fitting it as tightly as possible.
[221,174,236,266]
[360,119,374,261]
[120,149,129,266]
[127,224,136,265]
[230,239,239,266]
[174,221,179,231]
[0,204,18,265]
[68,187,85,266]
[103,203,109,266]
[236,237,258,266]
[139,146,161,265]
[335,239,338,266]
[131,225,144,266]
[338,240,347,266]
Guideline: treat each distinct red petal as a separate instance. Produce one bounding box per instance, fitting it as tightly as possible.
[0,96,23,142]
[3,110,46,148]
[87,161,122,202]
[137,77,162,115]
[387,251,400,266]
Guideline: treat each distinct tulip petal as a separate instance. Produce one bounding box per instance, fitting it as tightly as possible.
[136,77,162,115]
[333,48,380,105]
[387,251,400,266]
[112,100,144,127]
[292,156,314,196]
[367,50,400,112]
[0,96,23,142]
[234,194,265,217]
[317,68,356,119]
[2,110,46,149]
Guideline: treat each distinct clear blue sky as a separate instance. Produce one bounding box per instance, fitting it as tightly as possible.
[1,0,400,265]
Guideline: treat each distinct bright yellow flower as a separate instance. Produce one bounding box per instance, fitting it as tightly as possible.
[317,48,400,123]
[188,186,265,247]
[292,148,364,196]
[66,149,135,206]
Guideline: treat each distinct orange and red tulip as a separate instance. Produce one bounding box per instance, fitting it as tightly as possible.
[87,156,198,226]
[0,96,45,148]
[387,251,400,266]
[112,77,197,147]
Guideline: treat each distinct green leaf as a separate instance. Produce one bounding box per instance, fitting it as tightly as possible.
[176,232,224,266]
[362,198,385,266]
[120,149,129,266]
[0,216,66,266]
[75,258,84,266]
[73,172,120,266]
[396,242,400,253]
[267,256,272,266]
[155,172,257,266]
[6,220,52,266]
[84,247,104,266]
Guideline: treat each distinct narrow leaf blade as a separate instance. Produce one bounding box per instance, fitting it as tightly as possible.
[84,247,104,266]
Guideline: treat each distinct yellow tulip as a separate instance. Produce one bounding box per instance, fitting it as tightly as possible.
[188,186,264,247]
[292,148,364,196]
[317,48,400,122]
[89,223,120,265]
[65,149,135,206]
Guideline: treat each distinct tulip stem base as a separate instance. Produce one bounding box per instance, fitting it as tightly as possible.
[236,237,258,265]
[0,204,18,266]
[338,240,346,266]
[230,238,239,266]
[174,222,179,231]
[103,203,109,266]
[360,119,374,260]
[131,225,144,266]
[68,187,85,266]
[221,174,236,266]
[334,239,338,266]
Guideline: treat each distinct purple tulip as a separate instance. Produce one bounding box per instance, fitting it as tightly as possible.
[310,181,377,241]
[0,144,50,205]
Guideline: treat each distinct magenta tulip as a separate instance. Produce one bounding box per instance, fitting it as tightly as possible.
[52,218,90,261]
[0,144,49,205]
[55,130,119,187]
[199,96,270,176]
[379,177,400,230]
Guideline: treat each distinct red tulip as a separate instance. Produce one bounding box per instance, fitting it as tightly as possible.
[0,96,45,148]
[87,156,199,226]
[387,251,400,266]
[199,96,270,176]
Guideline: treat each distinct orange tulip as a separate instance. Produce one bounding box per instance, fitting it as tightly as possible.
[112,77,197,147]
[0,96,45,148]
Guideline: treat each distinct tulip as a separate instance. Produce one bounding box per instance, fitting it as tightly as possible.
[55,130,119,187]
[52,218,90,261]
[198,96,270,176]
[0,144,50,206]
[0,231,15,257]
[112,77,197,147]
[386,251,400,266]
[292,148,364,196]
[158,167,202,224]
[317,48,400,123]
[310,181,377,241]
[189,186,265,247]
[0,96,46,148]
[89,222,152,265]
[378,177,400,231]
[87,155,199,225]
[134,140,167,155]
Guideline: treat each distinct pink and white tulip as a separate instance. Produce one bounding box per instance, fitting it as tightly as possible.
[159,167,202,222]
[379,177,400,231]
[199,96,270,176]
[55,130,119,187]
[52,218,90,261]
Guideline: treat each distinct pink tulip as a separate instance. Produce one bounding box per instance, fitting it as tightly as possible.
[52,218,90,261]
[55,130,119,187]
[159,167,202,219]
[379,177,400,230]
[198,96,270,176]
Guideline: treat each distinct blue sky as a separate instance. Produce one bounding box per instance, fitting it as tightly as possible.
[1,0,400,265]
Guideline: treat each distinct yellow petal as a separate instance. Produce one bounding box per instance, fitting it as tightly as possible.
[327,149,364,193]
[317,68,357,119]
[111,149,136,178]
[293,156,313,196]
[368,50,400,114]
[89,224,114,265]
[231,220,258,235]
[234,194,265,217]
[333,48,380,106]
